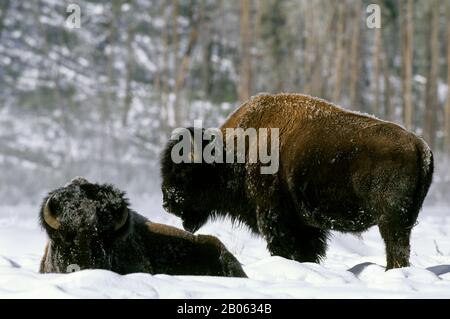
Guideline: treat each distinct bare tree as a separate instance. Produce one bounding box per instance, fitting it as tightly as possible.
[310,1,337,99]
[424,0,440,148]
[173,5,200,126]
[171,0,180,126]
[373,26,381,116]
[152,3,164,109]
[445,0,450,154]
[0,0,11,111]
[172,0,179,82]
[161,3,170,131]
[402,0,414,130]
[0,0,10,39]
[238,0,252,102]
[349,1,362,109]
[383,49,393,121]
[200,0,211,99]
[122,23,135,127]
[303,0,315,95]
[333,0,346,103]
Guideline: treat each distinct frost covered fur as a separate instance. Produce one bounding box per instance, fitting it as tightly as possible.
[39,177,246,277]
[161,93,434,270]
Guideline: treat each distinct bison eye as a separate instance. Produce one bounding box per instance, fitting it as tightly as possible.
[62,231,76,242]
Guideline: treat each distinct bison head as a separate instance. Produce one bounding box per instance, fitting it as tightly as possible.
[160,128,222,233]
[39,177,130,272]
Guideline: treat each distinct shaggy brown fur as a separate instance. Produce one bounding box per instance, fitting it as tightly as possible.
[39,178,246,277]
[161,93,433,270]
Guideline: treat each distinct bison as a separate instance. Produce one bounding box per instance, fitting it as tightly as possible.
[161,93,434,270]
[39,177,246,277]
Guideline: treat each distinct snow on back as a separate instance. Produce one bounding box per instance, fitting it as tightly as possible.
[419,137,433,175]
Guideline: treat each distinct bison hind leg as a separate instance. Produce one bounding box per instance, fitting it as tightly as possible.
[378,222,412,270]
[377,193,420,270]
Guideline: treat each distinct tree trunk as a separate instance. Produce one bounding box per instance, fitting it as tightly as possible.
[152,3,164,109]
[303,1,314,95]
[373,27,381,116]
[100,4,119,177]
[172,0,179,80]
[310,1,337,99]
[349,1,361,109]
[200,0,211,99]
[383,49,393,121]
[172,0,180,126]
[122,24,135,127]
[173,8,199,127]
[0,0,11,111]
[161,4,170,131]
[402,0,414,130]
[446,0,450,154]
[238,0,252,103]
[0,0,10,39]
[424,0,440,148]
[333,1,346,103]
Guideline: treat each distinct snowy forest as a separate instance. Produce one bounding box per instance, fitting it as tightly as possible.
[1,0,450,205]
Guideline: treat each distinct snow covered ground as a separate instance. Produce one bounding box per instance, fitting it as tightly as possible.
[1,194,450,299]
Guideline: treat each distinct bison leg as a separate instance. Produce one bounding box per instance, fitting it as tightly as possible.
[258,209,328,263]
[378,223,412,270]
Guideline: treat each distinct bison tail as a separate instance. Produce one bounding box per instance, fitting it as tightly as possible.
[411,137,434,220]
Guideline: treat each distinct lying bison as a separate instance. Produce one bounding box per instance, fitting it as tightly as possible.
[39,177,246,277]
[161,93,434,269]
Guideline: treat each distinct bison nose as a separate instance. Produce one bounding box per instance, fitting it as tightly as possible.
[183,220,200,233]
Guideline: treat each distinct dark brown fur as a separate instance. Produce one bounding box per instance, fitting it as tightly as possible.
[161,93,434,270]
[40,178,246,277]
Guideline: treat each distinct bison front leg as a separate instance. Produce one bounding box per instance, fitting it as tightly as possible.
[378,223,411,270]
[248,167,328,264]
[257,208,328,263]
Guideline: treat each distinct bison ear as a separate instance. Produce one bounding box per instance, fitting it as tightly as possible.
[114,207,129,231]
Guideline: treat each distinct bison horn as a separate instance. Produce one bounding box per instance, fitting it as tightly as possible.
[115,208,129,231]
[43,197,61,230]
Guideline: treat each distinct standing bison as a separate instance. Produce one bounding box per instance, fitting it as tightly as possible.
[39,177,246,277]
[161,93,433,269]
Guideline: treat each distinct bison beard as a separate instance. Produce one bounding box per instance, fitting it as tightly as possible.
[161,93,434,270]
[39,177,246,277]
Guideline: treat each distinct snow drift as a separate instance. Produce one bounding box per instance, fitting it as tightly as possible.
[1,194,450,298]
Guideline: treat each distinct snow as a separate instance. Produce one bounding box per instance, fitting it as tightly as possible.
[1,195,450,299]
